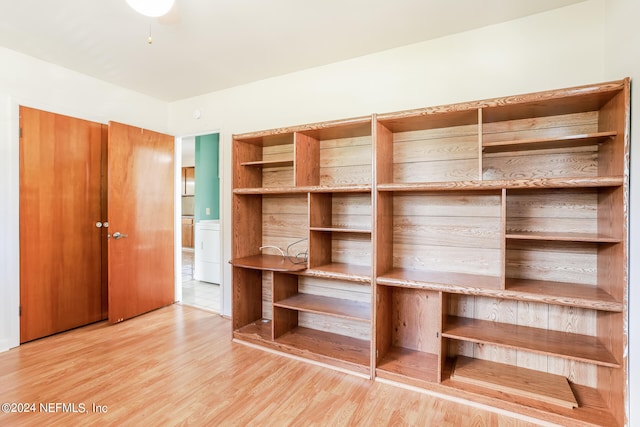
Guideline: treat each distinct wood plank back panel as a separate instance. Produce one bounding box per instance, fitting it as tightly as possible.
[390,288,440,354]
[506,188,598,235]
[506,240,597,285]
[393,192,502,277]
[298,312,370,341]
[483,150,598,180]
[299,276,370,303]
[319,135,372,186]
[482,112,605,181]
[262,194,308,251]
[327,232,372,267]
[19,107,104,343]
[482,112,599,143]
[393,124,478,183]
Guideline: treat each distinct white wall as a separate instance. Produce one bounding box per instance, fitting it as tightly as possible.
[0,47,169,352]
[604,1,640,425]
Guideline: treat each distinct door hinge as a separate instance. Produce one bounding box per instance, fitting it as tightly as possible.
[19,128,22,138]
[19,305,22,316]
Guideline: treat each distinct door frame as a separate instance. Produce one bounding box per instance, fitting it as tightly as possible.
[174,130,224,312]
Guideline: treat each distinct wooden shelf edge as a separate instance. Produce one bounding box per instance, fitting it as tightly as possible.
[442,316,620,368]
[274,293,371,322]
[241,159,294,167]
[303,263,372,283]
[233,187,306,195]
[230,254,307,272]
[504,278,622,312]
[482,131,617,153]
[378,275,623,312]
[506,231,621,243]
[310,227,372,234]
[377,268,502,292]
[377,176,624,192]
[234,184,372,194]
[234,115,372,140]
[375,79,626,124]
[306,185,372,193]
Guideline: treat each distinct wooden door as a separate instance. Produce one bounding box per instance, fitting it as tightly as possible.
[107,122,175,323]
[19,107,106,343]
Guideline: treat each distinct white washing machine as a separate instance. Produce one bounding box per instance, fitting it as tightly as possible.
[194,220,220,284]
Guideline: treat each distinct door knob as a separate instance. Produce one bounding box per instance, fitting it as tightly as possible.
[112,232,128,239]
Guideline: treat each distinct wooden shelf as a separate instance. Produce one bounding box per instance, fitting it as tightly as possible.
[442,358,619,427]
[233,319,272,342]
[482,131,617,153]
[230,254,307,272]
[376,346,439,384]
[233,187,305,195]
[451,356,577,409]
[377,176,624,192]
[241,159,294,167]
[304,263,372,283]
[377,268,502,291]
[310,227,372,234]
[505,277,622,311]
[275,326,370,368]
[306,185,372,193]
[274,293,370,322]
[442,316,619,368]
[234,184,372,195]
[506,231,621,243]
[378,271,622,311]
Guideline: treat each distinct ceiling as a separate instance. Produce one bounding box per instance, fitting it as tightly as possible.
[0,0,586,102]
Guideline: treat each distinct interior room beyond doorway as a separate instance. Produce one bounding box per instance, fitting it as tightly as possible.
[180,134,221,313]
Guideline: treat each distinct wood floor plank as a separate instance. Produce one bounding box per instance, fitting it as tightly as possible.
[0,305,539,426]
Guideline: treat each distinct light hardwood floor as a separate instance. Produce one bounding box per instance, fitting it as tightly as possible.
[0,305,543,426]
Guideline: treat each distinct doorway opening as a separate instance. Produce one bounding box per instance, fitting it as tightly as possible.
[179,133,221,313]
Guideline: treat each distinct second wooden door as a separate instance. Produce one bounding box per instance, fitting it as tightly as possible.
[107,121,175,323]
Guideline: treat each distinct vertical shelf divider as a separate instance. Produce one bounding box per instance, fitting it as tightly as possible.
[478,108,484,181]
[295,132,320,187]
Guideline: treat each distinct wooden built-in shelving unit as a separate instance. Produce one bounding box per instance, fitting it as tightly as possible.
[231,79,630,426]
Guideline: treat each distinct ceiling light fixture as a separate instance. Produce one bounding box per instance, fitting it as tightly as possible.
[126,0,175,17]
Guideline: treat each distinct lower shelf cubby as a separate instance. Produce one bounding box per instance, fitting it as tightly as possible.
[233,319,371,375]
[439,357,620,427]
[376,346,439,387]
[233,319,273,343]
[274,326,371,374]
[375,285,441,387]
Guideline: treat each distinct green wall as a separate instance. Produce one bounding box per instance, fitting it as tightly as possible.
[194,133,220,221]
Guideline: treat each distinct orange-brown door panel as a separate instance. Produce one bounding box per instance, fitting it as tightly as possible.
[19,106,106,343]
[107,121,175,323]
